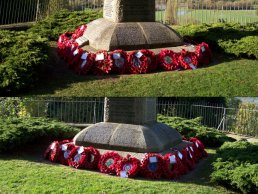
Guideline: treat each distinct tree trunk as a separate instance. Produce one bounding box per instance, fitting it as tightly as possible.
[165,0,178,25]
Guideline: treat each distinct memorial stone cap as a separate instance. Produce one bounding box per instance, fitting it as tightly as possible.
[103,0,156,23]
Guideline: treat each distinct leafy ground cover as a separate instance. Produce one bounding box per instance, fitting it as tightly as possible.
[0,117,79,153]
[211,141,258,194]
[0,145,233,194]
[158,115,235,147]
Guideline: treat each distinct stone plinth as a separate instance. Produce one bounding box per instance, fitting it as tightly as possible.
[84,19,183,51]
[82,0,184,51]
[73,98,182,153]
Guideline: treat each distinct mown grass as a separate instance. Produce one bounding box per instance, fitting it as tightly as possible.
[24,52,258,97]
[0,146,234,194]
[156,10,258,25]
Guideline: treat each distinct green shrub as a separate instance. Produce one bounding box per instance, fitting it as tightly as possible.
[0,30,48,94]
[28,9,102,41]
[176,22,258,59]
[211,141,258,193]
[0,117,80,153]
[157,115,235,147]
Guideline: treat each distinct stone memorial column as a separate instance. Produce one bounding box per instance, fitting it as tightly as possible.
[74,97,182,153]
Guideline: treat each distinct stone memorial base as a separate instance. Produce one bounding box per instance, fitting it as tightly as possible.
[73,122,183,153]
[83,18,184,51]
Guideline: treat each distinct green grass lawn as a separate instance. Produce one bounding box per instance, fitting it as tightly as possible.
[156,9,258,25]
[0,145,234,193]
[25,52,258,97]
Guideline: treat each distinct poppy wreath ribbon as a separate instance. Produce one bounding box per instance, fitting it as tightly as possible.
[98,151,122,174]
[140,49,157,73]
[58,141,76,166]
[74,52,95,75]
[93,50,113,75]
[162,153,183,179]
[159,49,180,71]
[115,154,141,178]
[189,138,208,158]
[127,51,148,74]
[44,141,61,162]
[83,146,101,170]
[179,49,198,70]
[68,146,87,169]
[110,50,128,74]
[140,153,164,179]
[195,42,212,65]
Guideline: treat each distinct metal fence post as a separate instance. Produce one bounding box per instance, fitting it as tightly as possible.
[222,108,226,131]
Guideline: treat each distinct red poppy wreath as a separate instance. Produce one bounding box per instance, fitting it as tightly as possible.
[195,42,212,65]
[140,153,164,179]
[115,155,141,178]
[127,51,149,74]
[162,153,184,179]
[179,49,198,70]
[58,141,76,166]
[174,150,189,175]
[72,24,87,40]
[98,151,122,175]
[110,50,128,74]
[74,52,95,75]
[140,49,157,72]
[92,50,113,75]
[189,138,208,158]
[68,146,87,169]
[181,147,195,170]
[44,141,61,162]
[57,32,73,59]
[159,49,180,71]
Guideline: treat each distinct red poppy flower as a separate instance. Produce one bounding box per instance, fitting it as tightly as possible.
[116,155,141,178]
[195,42,212,65]
[92,50,113,75]
[74,52,95,75]
[110,50,128,74]
[98,151,122,174]
[72,25,87,40]
[159,49,180,71]
[189,138,208,158]
[58,142,76,166]
[140,153,164,179]
[140,49,157,72]
[162,153,184,179]
[179,49,198,70]
[127,51,149,74]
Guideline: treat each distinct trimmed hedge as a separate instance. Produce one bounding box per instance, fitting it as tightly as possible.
[0,30,48,94]
[0,117,80,153]
[211,141,258,194]
[28,9,102,41]
[157,115,235,147]
[176,23,258,59]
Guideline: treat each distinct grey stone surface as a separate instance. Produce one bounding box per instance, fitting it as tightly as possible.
[103,0,155,23]
[104,97,156,125]
[83,19,183,51]
[73,122,182,153]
